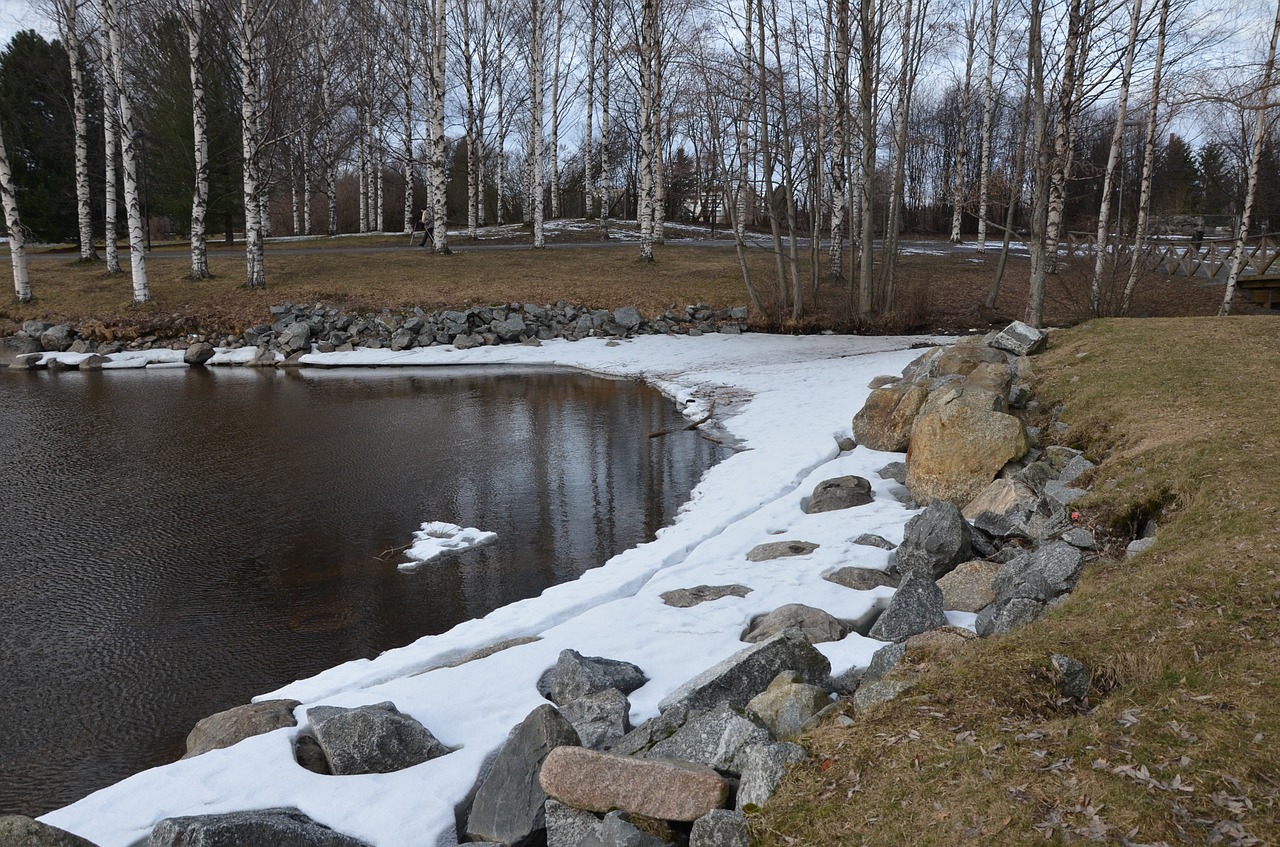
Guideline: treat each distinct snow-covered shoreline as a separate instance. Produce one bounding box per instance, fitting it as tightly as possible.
[39,333,955,847]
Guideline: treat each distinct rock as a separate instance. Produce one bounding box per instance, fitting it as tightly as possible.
[805,475,874,513]
[306,702,449,775]
[660,584,752,608]
[613,307,642,330]
[742,604,846,644]
[853,533,896,550]
[976,597,1044,636]
[851,384,928,452]
[246,346,277,367]
[906,403,1029,507]
[1051,654,1089,699]
[936,560,1000,613]
[962,479,1038,538]
[39,324,74,352]
[183,699,300,758]
[389,328,415,351]
[933,340,1005,377]
[277,321,312,354]
[657,629,832,713]
[1043,445,1084,471]
[745,540,819,562]
[851,677,917,712]
[647,701,770,773]
[734,742,807,810]
[0,816,99,847]
[918,383,1006,417]
[576,812,667,847]
[561,688,631,750]
[1061,527,1096,549]
[690,810,749,847]
[1057,455,1097,487]
[989,320,1047,356]
[877,462,907,484]
[823,567,897,591]
[538,650,648,706]
[861,643,907,687]
[539,747,729,822]
[0,335,44,367]
[964,361,1014,397]
[893,500,972,580]
[148,808,370,847]
[1125,536,1156,558]
[610,704,693,758]
[466,705,581,845]
[294,734,330,774]
[746,672,831,740]
[1043,479,1088,508]
[545,800,603,847]
[183,342,215,366]
[494,315,527,341]
[867,571,946,643]
[76,354,107,371]
[992,541,1085,603]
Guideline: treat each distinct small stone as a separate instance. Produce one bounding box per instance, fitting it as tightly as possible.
[853,533,896,550]
[1061,527,1096,549]
[805,475,874,513]
[823,567,897,592]
[183,342,215,366]
[936,560,1000,613]
[746,540,819,562]
[989,320,1047,356]
[306,702,449,775]
[1051,654,1090,699]
[561,688,632,750]
[660,584,752,608]
[1126,537,1156,558]
[735,742,808,810]
[877,462,907,484]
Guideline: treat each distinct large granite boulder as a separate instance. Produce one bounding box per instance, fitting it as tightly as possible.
[305,702,449,775]
[545,800,603,847]
[990,320,1047,356]
[148,808,370,847]
[690,810,749,847]
[893,500,972,580]
[906,403,1028,507]
[0,816,99,847]
[976,597,1045,636]
[184,699,300,758]
[735,742,808,810]
[851,383,929,452]
[742,604,846,644]
[538,650,647,706]
[277,321,312,355]
[646,701,770,773]
[746,671,831,740]
[560,688,632,750]
[991,541,1086,604]
[465,705,581,845]
[936,560,1000,612]
[0,335,44,367]
[804,476,874,513]
[963,479,1038,538]
[541,748,728,822]
[39,324,74,352]
[657,629,831,713]
[183,342,215,366]
[867,571,946,643]
[932,339,1005,377]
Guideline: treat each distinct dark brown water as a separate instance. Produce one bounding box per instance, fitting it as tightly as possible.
[0,366,724,817]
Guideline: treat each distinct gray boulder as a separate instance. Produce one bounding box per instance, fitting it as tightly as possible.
[989,320,1047,356]
[646,702,770,773]
[538,650,648,706]
[148,808,370,847]
[742,604,846,645]
[306,702,449,775]
[560,688,632,750]
[294,734,330,774]
[745,671,831,740]
[39,324,74,352]
[0,816,99,847]
[893,500,972,579]
[0,335,43,367]
[612,307,642,331]
[657,629,832,713]
[184,699,300,758]
[277,321,312,354]
[962,479,1038,538]
[545,800,603,847]
[183,342,216,366]
[992,541,1085,604]
[867,571,946,643]
[877,462,907,484]
[659,584,752,608]
[389,328,415,351]
[735,742,808,810]
[1126,536,1156,558]
[494,315,527,341]
[860,642,907,687]
[824,567,897,592]
[465,704,581,845]
[745,540,819,562]
[936,560,1000,613]
[611,704,693,758]
[976,597,1044,636]
[690,810,749,847]
[853,533,897,550]
[1051,654,1090,699]
[805,476,874,513]
[579,812,667,847]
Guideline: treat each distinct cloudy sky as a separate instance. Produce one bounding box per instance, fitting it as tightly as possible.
[0,0,51,49]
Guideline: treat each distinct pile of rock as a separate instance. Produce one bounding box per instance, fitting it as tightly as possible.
[0,302,751,369]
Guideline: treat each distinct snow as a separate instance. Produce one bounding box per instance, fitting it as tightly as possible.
[400,521,498,570]
[39,332,954,847]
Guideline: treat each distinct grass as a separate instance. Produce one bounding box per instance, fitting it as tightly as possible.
[754,316,1280,846]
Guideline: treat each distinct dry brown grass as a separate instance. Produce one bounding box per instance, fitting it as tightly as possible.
[755,317,1280,847]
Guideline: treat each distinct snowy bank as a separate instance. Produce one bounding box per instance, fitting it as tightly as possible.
[41,333,949,847]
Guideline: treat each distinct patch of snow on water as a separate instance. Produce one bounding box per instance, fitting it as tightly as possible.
[41,333,954,847]
[400,521,498,570]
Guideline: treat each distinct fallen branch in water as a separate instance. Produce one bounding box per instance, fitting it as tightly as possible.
[376,542,412,561]
[649,401,716,439]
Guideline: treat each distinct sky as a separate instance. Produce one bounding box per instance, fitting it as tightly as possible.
[0,0,51,48]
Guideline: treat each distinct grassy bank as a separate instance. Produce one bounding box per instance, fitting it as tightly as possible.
[757,317,1279,846]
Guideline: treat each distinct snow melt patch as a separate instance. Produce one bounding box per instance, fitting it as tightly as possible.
[400,521,497,569]
[41,332,954,847]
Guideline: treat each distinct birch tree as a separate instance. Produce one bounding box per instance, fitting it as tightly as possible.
[529,0,546,247]
[828,0,850,278]
[975,0,1001,251]
[101,0,150,302]
[427,0,449,251]
[236,0,267,287]
[0,120,30,302]
[53,0,97,261]
[186,0,211,278]
[98,25,120,273]
[636,0,656,262]
[948,0,980,243]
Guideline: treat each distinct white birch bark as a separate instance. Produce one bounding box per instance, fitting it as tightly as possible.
[828,0,850,279]
[637,0,656,262]
[856,0,878,317]
[1026,0,1051,327]
[99,26,120,274]
[57,0,97,262]
[948,0,979,243]
[238,0,265,288]
[583,0,597,218]
[0,123,30,302]
[1089,0,1142,315]
[1220,0,1280,315]
[529,0,546,248]
[188,0,210,278]
[102,0,150,302]
[975,0,1000,252]
[460,0,479,238]
[651,5,665,245]
[429,0,450,251]
[303,151,313,235]
[548,0,563,220]
[598,0,612,235]
[1045,0,1089,270]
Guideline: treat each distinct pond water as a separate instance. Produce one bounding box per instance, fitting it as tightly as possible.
[0,366,726,817]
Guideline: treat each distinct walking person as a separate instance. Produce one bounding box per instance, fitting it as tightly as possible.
[419,207,434,248]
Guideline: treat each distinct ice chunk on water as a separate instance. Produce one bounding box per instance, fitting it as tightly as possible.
[399,520,497,569]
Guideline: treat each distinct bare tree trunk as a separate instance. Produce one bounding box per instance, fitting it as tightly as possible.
[99,27,120,274]
[583,0,597,218]
[768,0,802,317]
[429,0,450,252]
[1025,0,1050,327]
[102,0,150,301]
[529,0,546,247]
[637,0,656,261]
[187,0,211,277]
[975,0,1000,252]
[303,151,313,235]
[949,0,979,244]
[828,0,850,279]
[1089,0,1142,315]
[0,123,30,301]
[548,0,563,220]
[57,0,97,262]
[856,0,879,317]
[460,0,480,238]
[1221,0,1280,315]
[756,0,786,308]
[237,0,265,288]
[1122,0,1170,314]
[599,0,612,236]
[988,70,1031,308]
[1045,0,1088,272]
[652,27,665,245]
